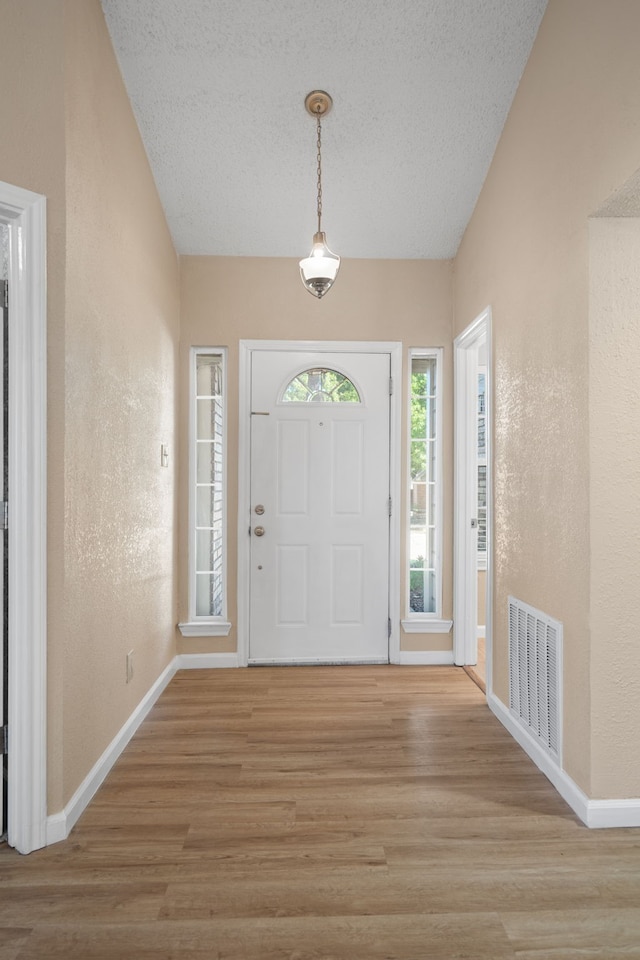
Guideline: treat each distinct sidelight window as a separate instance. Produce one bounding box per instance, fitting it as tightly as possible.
[183,348,230,633]
[407,349,443,618]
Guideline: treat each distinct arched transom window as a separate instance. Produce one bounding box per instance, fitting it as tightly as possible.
[282,367,361,404]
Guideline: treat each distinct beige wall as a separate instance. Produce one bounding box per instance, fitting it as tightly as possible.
[1,0,180,812]
[57,0,180,807]
[0,0,68,810]
[453,0,640,795]
[178,256,454,655]
[589,217,640,798]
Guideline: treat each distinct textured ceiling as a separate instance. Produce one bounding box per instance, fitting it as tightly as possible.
[593,167,640,218]
[101,0,547,259]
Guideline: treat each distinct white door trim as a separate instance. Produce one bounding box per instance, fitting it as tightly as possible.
[238,340,402,667]
[453,308,493,694]
[0,181,47,853]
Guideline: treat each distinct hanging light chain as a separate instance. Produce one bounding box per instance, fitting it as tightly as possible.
[299,91,339,299]
[316,108,323,234]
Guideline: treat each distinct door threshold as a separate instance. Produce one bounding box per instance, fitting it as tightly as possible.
[248,658,390,667]
[463,664,486,694]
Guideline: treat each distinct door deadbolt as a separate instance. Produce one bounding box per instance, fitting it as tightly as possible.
[254,525,265,537]
[254,504,265,515]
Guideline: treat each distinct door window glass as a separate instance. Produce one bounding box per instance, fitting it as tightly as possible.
[282,368,360,403]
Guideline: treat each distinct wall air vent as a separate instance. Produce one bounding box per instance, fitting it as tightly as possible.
[508,597,563,764]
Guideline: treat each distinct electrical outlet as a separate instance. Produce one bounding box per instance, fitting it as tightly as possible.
[126,650,134,684]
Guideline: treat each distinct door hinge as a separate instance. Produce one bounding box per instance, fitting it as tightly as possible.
[1,725,7,757]
[388,617,392,639]
[0,502,6,530]
[2,283,7,310]
[389,377,393,396]
[388,496,392,516]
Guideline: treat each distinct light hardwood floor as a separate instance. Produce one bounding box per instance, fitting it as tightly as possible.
[2,665,640,959]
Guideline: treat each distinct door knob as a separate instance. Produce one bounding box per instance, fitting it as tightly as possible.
[254,525,265,537]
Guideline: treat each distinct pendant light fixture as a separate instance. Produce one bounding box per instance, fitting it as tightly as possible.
[299,90,340,299]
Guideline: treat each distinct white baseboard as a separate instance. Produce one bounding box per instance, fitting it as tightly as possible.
[585,799,640,829]
[176,653,239,669]
[45,811,67,846]
[247,657,388,666]
[46,659,178,845]
[399,650,454,665]
[488,691,640,829]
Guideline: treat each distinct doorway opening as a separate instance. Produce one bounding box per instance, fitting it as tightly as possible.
[454,309,492,695]
[0,181,47,854]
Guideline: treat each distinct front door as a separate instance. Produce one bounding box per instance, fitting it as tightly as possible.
[249,349,390,663]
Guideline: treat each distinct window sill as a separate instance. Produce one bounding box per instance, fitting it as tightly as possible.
[178,620,232,638]
[401,618,453,634]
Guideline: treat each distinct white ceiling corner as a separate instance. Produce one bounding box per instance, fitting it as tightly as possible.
[100,0,548,260]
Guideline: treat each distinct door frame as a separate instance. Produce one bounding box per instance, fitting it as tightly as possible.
[453,308,493,693]
[238,340,402,667]
[0,181,47,853]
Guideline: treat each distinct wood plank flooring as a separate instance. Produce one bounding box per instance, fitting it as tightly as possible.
[2,665,640,959]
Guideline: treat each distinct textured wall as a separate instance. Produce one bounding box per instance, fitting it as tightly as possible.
[178,256,454,655]
[0,0,68,812]
[589,218,640,798]
[453,0,640,794]
[0,0,179,812]
[59,0,180,806]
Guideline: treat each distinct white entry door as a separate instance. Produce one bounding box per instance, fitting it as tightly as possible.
[249,350,391,663]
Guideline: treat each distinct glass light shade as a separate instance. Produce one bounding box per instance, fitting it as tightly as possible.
[299,231,340,299]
